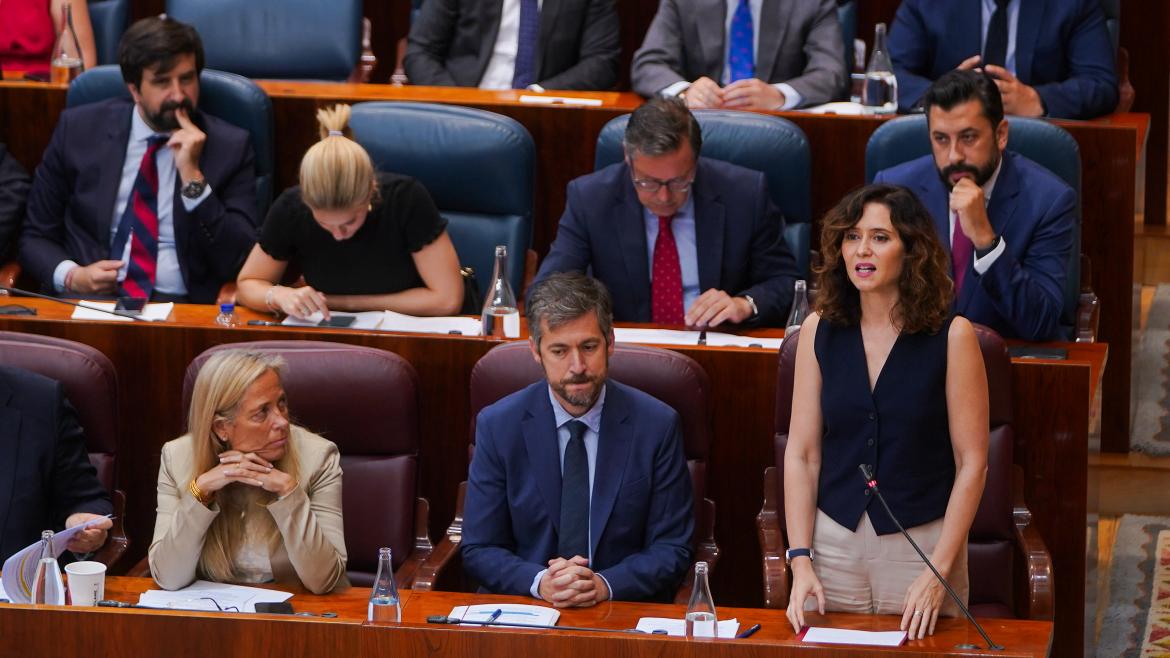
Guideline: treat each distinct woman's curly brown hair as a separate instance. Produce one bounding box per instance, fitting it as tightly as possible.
[814,184,953,334]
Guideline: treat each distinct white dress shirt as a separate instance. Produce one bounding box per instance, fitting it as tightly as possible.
[480,0,545,90]
[53,106,211,295]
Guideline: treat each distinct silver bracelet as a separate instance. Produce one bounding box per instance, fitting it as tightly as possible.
[264,285,279,312]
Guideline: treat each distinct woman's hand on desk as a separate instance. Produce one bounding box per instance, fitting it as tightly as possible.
[900,568,945,639]
[785,559,824,634]
[271,285,330,321]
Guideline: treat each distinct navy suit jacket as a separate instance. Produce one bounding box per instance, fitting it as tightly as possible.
[0,366,111,562]
[874,151,1075,341]
[462,380,694,602]
[535,157,799,327]
[20,98,259,303]
[888,0,1118,119]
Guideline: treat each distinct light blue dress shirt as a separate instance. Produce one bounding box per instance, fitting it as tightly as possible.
[53,107,211,295]
[642,194,700,313]
[981,0,1019,74]
[529,384,612,599]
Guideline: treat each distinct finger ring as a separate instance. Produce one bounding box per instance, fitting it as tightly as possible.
[912,610,923,617]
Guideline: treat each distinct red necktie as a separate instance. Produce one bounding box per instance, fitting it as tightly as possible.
[651,215,684,325]
[951,211,973,294]
[113,136,166,299]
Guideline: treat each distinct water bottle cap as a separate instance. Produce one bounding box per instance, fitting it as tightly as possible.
[219,303,234,313]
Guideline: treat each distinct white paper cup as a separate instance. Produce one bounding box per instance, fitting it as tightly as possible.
[65,561,106,606]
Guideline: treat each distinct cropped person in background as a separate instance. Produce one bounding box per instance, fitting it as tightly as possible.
[405,0,620,91]
[150,350,347,594]
[0,0,97,79]
[874,70,1075,341]
[20,16,259,303]
[235,104,463,321]
[0,365,112,563]
[784,184,988,640]
[887,0,1118,119]
[631,0,847,109]
[0,144,32,260]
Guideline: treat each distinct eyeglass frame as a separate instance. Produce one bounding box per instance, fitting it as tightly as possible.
[626,157,697,194]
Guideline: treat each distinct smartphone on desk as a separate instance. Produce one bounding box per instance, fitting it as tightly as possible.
[254,602,294,614]
[318,316,355,328]
[114,297,147,315]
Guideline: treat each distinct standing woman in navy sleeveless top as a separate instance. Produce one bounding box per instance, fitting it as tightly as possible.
[784,184,988,640]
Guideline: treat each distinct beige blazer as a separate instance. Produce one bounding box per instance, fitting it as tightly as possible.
[149,425,348,594]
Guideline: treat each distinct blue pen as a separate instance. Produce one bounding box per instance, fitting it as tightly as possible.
[736,623,761,639]
[486,608,503,624]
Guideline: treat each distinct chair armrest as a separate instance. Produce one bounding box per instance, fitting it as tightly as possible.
[90,489,130,572]
[216,282,238,306]
[411,482,467,591]
[1012,466,1054,620]
[0,260,20,289]
[395,497,434,589]
[757,466,791,609]
[673,497,720,604]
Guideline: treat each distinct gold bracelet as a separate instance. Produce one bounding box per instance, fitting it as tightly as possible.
[189,478,212,506]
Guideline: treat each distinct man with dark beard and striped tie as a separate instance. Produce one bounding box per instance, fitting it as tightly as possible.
[536,98,799,329]
[20,16,258,304]
[462,272,694,604]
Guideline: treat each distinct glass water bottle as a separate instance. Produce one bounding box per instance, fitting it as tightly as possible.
[31,530,66,605]
[684,561,717,638]
[368,547,401,623]
[861,23,897,114]
[785,280,809,335]
[480,245,520,338]
[50,2,84,84]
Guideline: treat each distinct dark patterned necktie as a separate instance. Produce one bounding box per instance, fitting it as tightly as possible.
[512,0,540,89]
[558,420,590,559]
[651,215,684,325]
[983,0,1010,68]
[112,134,167,299]
[727,0,755,82]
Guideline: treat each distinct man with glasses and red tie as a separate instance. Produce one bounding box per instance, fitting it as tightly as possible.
[874,70,1076,342]
[536,98,799,329]
[20,16,258,304]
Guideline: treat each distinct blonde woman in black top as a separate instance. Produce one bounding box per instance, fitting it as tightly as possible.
[236,104,463,320]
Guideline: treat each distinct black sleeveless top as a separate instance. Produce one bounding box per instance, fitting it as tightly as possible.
[813,316,956,535]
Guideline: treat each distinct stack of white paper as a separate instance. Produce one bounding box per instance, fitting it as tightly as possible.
[72,301,173,322]
[614,328,781,349]
[281,311,386,330]
[380,311,483,336]
[635,617,740,638]
[138,580,292,613]
[449,603,560,627]
[802,627,907,646]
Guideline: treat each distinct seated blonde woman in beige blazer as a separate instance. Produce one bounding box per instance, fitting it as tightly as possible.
[149,350,348,594]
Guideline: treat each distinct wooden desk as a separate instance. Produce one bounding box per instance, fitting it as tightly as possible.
[0,80,1140,460]
[0,299,1095,656]
[0,577,1053,657]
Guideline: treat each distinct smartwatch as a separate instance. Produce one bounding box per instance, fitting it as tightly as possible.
[785,547,814,564]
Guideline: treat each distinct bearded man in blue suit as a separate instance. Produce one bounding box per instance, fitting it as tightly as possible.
[462,273,694,605]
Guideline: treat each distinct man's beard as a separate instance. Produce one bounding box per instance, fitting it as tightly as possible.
[551,373,603,410]
[938,151,1000,189]
[143,98,195,132]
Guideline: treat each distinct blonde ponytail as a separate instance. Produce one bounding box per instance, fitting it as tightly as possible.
[299,104,376,210]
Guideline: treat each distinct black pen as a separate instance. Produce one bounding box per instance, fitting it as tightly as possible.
[697,330,707,346]
[736,623,761,639]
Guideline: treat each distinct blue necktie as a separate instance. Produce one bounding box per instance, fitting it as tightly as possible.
[512,0,540,89]
[727,0,754,83]
[558,420,590,559]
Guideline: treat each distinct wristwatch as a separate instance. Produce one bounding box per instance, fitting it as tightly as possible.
[181,178,207,200]
[975,234,1001,259]
[741,294,759,318]
[785,547,814,564]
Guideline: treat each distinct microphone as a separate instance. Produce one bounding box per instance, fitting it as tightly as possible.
[426,614,646,635]
[0,285,154,322]
[857,464,1003,651]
